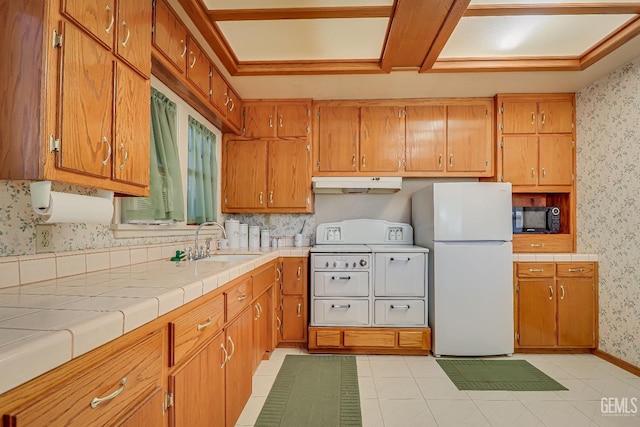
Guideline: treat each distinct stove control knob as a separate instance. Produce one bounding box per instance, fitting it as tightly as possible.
[359,259,368,267]
[353,262,356,268]
[345,262,349,268]
[333,261,338,268]
[325,262,329,268]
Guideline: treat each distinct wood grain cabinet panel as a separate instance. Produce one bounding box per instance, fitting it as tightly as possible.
[517,279,557,347]
[225,308,253,427]
[243,104,276,137]
[223,140,268,210]
[243,103,309,138]
[277,104,309,137]
[502,136,538,185]
[226,88,243,130]
[280,258,308,344]
[538,101,574,134]
[446,104,491,173]
[115,386,165,427]
[316,105,360,172]
[252,291,272,373]
[226,278,253,322]
[62,0,115,48]
[186,37,211,100]
[268,140,310,209]
[405,105,446,172]
[115,0,152,77]
[360,106,404,173]
[153,0,187,74]
[501,101,538,134]
[557,278,596,347]
[539,136,573,186]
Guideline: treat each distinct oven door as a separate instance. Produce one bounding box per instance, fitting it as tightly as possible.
[374,253,426,297]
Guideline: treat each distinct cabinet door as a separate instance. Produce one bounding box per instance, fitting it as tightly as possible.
[153,0,187,73]
[539,136,573,185]
[282,258,306,295]
[253,292,271,373]
[501,101,537,134]
[360,106,404,172]
[113,62,150,187]
[277,104,309,137]
[243,104,276,137]
[186,37,211,99]
[226,87,242,129]
[557,279,595,347]
[538,101,573,134]
[170,332,225,427]
[317,106,359,172]
[267,140,309,209]
[225,309,253,427]
[273,283,283,346]
[224,140,267,210]
[405,105,446,172]
[211,68,228,114]
[517,279,556,347]
[62,0,115,48]
[116,387,164,427]
[282,295,305,342]
[446,104,491,173]
[502,136,538,185]
[59,23,113,179]
[116,0,152,77]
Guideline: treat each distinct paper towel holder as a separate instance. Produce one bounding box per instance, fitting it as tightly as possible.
[30,181,114,211]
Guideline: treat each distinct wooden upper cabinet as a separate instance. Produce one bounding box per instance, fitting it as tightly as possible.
[243,103,309,138]
[58,23,113,179]
[211,67,228,114]
[152,0,187,74]
[277,104,309,137]
[538,101,574,134]
[226,87,243,129]
[501,101,538,134]
[360,106,404,173]
[446,104,491,173]
[317,105,360,172]
[186,37,211,99]
[243,104,276,138]
[113,63,150,187]
[268,140,309,209]
[116,0,152,77]
[405,105,446,172]
[62,0,115,48]
[224,140,267,210]
[539,136,573,185]
[502,136,538,185]
[501,98,573,135]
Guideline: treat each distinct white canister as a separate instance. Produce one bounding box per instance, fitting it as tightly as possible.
[294,233,303,247]
[225,219,240,249]
[239,223,249,248]
[260,228,270,248]
[249,225,260,249]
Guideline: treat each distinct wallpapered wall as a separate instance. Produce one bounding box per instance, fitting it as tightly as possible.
[576,57,640,368]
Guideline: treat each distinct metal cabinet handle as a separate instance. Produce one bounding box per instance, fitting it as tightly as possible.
[121,20,130,47]
[220,344,229,368]
[189,52,196,68]
[276,267,281,282]
[224,92,230,106]
[259,191,263,204]
[531,112,535,125]
[101,136,111,166]
[297,303,301,318]
[105,4,114,34]
[269,191,273,203]
[528,268,544,272]
[254,304,260,320]
[119,142,128,170]
[390,257,410,262]
[258,303,263,316]
[542,167,546,178]
[269,115,273,128]
[560,285,565,300]
[229,99,235,111]
[362,155,366,168]
[91,377,127,408]
[352,154,356,168]
[531,168,536,179]
[549,286,554,300]
[180,40,186,58]
[331,276,351,280]
[227,336,235,359]
[297,266,301,278]
[568,268,584,272]
[276,316,281,330]
[196,317,211,331]
[541,112,546,125]
[331,304,351,309]
[390,305,410,309]
[531,243,544,247]
[279,115,284,128]
[449,153,453,167]
[237,294,247,302]
[438,154,442,167]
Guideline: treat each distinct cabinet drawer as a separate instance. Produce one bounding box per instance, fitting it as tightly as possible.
[556,262,594,278]
[513,234,573,253]
[398,331,429,349]
[170,294,224,366]
[344,330,395,348]
[516,263,555,277]
[253,262,276,297]
[226,278,253,321]
[5,330,163,426]
[315,330,341,347]
[313,271,369,297]
[374,253,426,297]
[374,300,426,326]
[312,299,369,326]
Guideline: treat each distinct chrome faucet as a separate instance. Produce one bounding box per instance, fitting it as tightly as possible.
[193,221,227,260]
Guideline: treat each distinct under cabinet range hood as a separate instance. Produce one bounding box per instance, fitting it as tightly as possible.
[312,177,402,194]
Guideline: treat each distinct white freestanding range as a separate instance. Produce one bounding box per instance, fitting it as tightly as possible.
[412,182,514,357]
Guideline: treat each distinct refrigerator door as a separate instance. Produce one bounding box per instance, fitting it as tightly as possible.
[433,182,512,242]
[432,241,513,356]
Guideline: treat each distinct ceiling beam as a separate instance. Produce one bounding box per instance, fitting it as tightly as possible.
[380,0,454,72]
[208,6,393,21]
[234,60,384,76]
[465,3,640,17]
[580,15,640,69]
[430,57,582,72]
[420,0,471,73]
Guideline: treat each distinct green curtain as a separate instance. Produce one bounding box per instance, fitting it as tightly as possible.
[122,88,184,222]
[187,116,217,224]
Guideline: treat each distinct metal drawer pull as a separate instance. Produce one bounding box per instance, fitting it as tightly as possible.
[105,5,114,34]
[568,268,584,272]
[390,305,410,309]
[227,336,235,359]
[560,285,565,300]
[297,303,301,317]
[390,257,410,262]
[196,317,212,331]
[331,304,351,309]
[548,286,554,300]
[331,276,351,280]
[528,268,544,272]
[91,377,127,408]
[531,243,544,247]
[237,294,247,302]
[220,344,229,368]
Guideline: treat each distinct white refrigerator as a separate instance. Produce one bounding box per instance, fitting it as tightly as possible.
[412,182,513,357]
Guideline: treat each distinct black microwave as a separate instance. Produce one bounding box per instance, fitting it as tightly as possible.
[512,206,561,234]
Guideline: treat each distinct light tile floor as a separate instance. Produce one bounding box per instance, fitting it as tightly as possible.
[236,349,640,427]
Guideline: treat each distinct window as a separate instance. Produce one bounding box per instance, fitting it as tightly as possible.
[113,77,222,237]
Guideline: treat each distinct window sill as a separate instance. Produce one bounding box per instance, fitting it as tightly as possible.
[110,223,224,240]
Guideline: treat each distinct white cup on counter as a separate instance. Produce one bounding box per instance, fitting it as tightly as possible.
[239,223,249,248]
[294,233,303,247]
[217,239,229,250]
[249,225,260,249]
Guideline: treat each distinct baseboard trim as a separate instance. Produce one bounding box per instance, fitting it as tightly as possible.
[592,349,640,377]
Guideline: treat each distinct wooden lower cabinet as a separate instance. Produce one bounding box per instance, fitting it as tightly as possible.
[116,386,165,427]
[282,295,305,342]
[308,327,431,355]
[279,258,308,345]
[169,332,226,427]
[225,307,254,427]
[515,262,598,350]
[253,290,272,373]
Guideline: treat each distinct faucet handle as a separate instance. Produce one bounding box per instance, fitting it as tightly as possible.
[186,247,193,261]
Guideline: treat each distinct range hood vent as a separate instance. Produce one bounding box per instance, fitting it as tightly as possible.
[312,177,402,194]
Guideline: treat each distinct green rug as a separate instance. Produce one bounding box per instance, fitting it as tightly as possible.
[255,355,362,427]
[436,359,568,391]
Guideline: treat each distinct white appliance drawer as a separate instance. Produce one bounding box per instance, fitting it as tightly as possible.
[313,272,369,297]
[312,299,369,326]
[374,253,426,297]
[374,299,425,326]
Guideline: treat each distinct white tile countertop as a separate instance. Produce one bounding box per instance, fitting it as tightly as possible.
[512,253,598,262]
[0,246,310,395]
